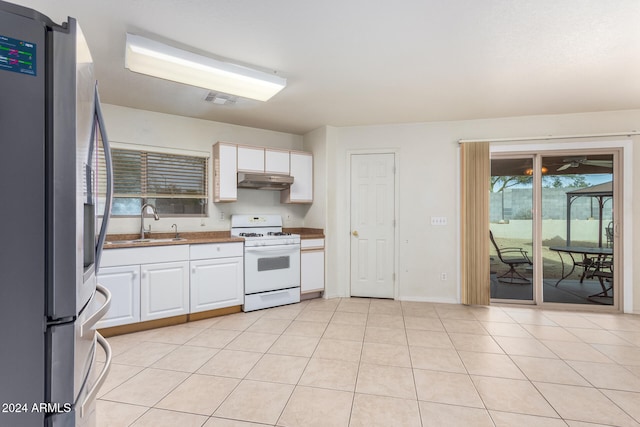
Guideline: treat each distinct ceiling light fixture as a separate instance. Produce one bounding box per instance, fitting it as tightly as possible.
[124,33,286,102]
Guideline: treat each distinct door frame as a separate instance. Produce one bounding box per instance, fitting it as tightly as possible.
[346,149,400,299]
[489,153,537,306]
[491,139,633,312]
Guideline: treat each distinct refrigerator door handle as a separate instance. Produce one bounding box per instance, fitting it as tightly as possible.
[94,85,113,273]
[80,331,112,418]
[81,284,111,338]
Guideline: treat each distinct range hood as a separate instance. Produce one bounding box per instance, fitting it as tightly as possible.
[237,172,294,190]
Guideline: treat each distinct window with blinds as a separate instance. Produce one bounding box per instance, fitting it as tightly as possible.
[99,146,208,216]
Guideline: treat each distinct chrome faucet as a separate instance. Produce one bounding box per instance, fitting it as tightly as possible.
[140,203,160,239]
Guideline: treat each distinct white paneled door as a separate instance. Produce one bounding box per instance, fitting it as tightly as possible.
[350,153,396,298]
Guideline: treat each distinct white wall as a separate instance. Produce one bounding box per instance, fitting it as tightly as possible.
[102,103,640,312]
[315,109,640,312]
[102,104,307,234]
[302,126,327,229]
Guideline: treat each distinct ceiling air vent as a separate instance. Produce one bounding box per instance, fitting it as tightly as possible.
[203,91,238,105]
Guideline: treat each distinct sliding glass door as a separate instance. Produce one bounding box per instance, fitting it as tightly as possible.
[541,153,614,305]
[490,149,619,308]
[490,156,534,303]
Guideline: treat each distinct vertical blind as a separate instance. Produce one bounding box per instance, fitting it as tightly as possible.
[460,142,491,306]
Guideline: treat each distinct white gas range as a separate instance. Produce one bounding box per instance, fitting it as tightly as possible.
[231,215,301,312]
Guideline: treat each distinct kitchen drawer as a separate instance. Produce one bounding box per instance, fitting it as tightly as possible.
[244,287,300,312]
[301,238,324,250]
[189,242,244,260]
[100,245,189,267]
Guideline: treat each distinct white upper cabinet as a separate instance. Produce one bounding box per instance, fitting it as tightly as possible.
[213,142,237,202]
[237,145,265,173]
[265,149,290,175]
[213,142,312,204]
[282,151,313,203]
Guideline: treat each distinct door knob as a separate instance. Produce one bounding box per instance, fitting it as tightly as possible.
[352,230,359,237]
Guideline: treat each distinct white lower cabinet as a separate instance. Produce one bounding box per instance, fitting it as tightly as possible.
[301,238,325,294]
[99,242,244,327]
[190,242,244,313]
[99,245,190,325]
[140,261,190,321]
[190,257,243,312]
[96,265,140,328]
[301,251,325,293]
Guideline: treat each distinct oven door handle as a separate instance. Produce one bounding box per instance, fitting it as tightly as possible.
[245,244,300,254]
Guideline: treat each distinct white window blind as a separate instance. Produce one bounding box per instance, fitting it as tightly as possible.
[99,146,208,216]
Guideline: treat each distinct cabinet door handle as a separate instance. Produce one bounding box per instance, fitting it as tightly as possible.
[192,267,197,274]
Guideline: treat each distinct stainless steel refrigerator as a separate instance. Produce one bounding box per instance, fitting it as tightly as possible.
[0,1,114,426]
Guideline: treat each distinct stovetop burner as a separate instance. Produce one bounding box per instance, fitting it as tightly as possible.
[231,215,300,246]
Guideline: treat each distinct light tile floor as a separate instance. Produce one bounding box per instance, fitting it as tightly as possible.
[96,298,640,426]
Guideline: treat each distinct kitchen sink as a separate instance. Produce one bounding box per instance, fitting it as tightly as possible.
[105,237,187,245]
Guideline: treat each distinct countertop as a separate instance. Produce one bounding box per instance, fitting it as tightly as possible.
[104,228,324,249]
[284,228,325,239]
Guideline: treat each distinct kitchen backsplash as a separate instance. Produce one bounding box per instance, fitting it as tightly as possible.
[105,188,309,234]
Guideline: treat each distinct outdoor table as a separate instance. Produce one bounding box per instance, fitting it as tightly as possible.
[549,246,613,289]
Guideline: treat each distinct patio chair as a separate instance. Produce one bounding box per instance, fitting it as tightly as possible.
[489,231,533,284]
[606,221,614,248]
[589,261,613,301]
[577,252,612,283]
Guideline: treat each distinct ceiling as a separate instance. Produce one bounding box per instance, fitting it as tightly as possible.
[10,0,640,135]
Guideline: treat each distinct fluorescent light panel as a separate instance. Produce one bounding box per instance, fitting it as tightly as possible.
[125,33,286,102]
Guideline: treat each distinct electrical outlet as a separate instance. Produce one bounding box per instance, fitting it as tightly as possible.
[219,211,225,221]
[431,216,447,226]
[440,272,447,281]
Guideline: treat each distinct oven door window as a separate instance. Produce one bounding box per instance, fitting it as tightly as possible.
[258,256,290,272]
